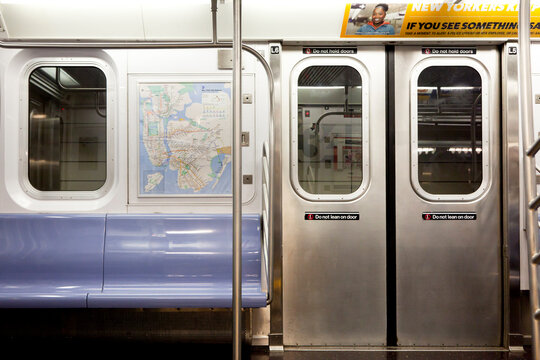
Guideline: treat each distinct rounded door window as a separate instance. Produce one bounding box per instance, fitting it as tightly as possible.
[296,65,363,195]
[416,65,483,195]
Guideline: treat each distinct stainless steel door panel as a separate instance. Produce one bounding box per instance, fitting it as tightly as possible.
[395,46,501,346]
[281,47,387,346]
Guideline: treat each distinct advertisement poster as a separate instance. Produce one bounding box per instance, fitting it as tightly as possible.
[341,2,540,37]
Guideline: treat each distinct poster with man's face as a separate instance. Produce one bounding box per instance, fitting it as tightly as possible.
[342,3,407,36]
[341,2,540,38]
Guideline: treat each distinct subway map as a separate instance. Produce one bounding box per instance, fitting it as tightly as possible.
[139,82,232,195]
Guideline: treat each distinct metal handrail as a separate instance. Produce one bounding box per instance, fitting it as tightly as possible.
[528,136,540,157]
[519,0,540,358]
[262,141,273,304]
[470,93,482,185]
[311,111,361,135]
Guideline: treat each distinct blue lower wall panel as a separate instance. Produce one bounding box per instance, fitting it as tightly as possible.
[0,214,106,308]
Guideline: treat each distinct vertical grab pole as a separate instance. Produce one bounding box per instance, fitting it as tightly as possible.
[211,0,218,44]
[519,1,540,358]
[232,0,243,359]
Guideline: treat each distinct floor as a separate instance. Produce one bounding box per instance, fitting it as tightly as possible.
[0,309,532,359]
[0,340,532,360]
[256,349,532,360]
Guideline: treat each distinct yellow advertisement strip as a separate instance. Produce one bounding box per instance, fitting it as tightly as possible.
[341,3,353,38]
[341,2,540,38]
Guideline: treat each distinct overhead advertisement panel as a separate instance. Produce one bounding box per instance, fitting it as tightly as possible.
[341,2,540,38]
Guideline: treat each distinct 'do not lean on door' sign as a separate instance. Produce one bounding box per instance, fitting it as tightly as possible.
[305,212,360,221]
[422,212,477,220]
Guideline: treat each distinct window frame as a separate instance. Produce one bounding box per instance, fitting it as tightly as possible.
[290,57,370,202]
[410,57,491,202]
[20,58,115,200]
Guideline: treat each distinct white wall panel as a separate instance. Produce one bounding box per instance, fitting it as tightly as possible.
[125,47,267,214]
[0,45,270,215]
[0,48,127,213]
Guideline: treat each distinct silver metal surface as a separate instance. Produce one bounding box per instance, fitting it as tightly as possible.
[218,49,234,70]
[502,41,521,346]
[243,93,253,104]
[269,41,284,349]
[519,0,540,358]
[281,46,386,346]
[528,137,540,156]
[242,132,250,147]
[395,46,501,346]
[245,45,275,307]
[28,115,60,191]
[218,49,245,70]
[232,0,242,358]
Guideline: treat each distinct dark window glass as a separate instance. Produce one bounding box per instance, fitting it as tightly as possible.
[29,66,107,191]
[297,65,363,195]
[417,66,482,195]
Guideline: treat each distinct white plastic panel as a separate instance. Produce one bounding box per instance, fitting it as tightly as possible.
[0,2,145,40]
[142,1,212,41]
[0,0,213,41]
[217,0,351,42]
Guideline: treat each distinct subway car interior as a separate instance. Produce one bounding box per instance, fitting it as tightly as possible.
[2,0,540,359]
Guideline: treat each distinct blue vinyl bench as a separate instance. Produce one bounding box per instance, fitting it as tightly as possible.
[0,214,267,308]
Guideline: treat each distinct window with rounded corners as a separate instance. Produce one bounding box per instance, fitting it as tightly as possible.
[290,57,370,201]
[26,64,109,194]
[411,59,490,201]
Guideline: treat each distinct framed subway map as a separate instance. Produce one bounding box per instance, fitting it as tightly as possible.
[137,81,232,196]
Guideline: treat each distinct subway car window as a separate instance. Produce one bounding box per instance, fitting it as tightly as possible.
[297,65,363,195]
[416,66,483,195]
[28,66,107,191]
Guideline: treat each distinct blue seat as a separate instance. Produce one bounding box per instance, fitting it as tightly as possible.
[0,214,105,307]
[0,214,267,308]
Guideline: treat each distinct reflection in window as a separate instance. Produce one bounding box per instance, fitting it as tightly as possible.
[297,66,363,195]
[28,66,107,191]
[417,66,482,195]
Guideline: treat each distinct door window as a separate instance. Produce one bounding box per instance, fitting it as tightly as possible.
[291,59,369,201]
[411,61,489,200]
